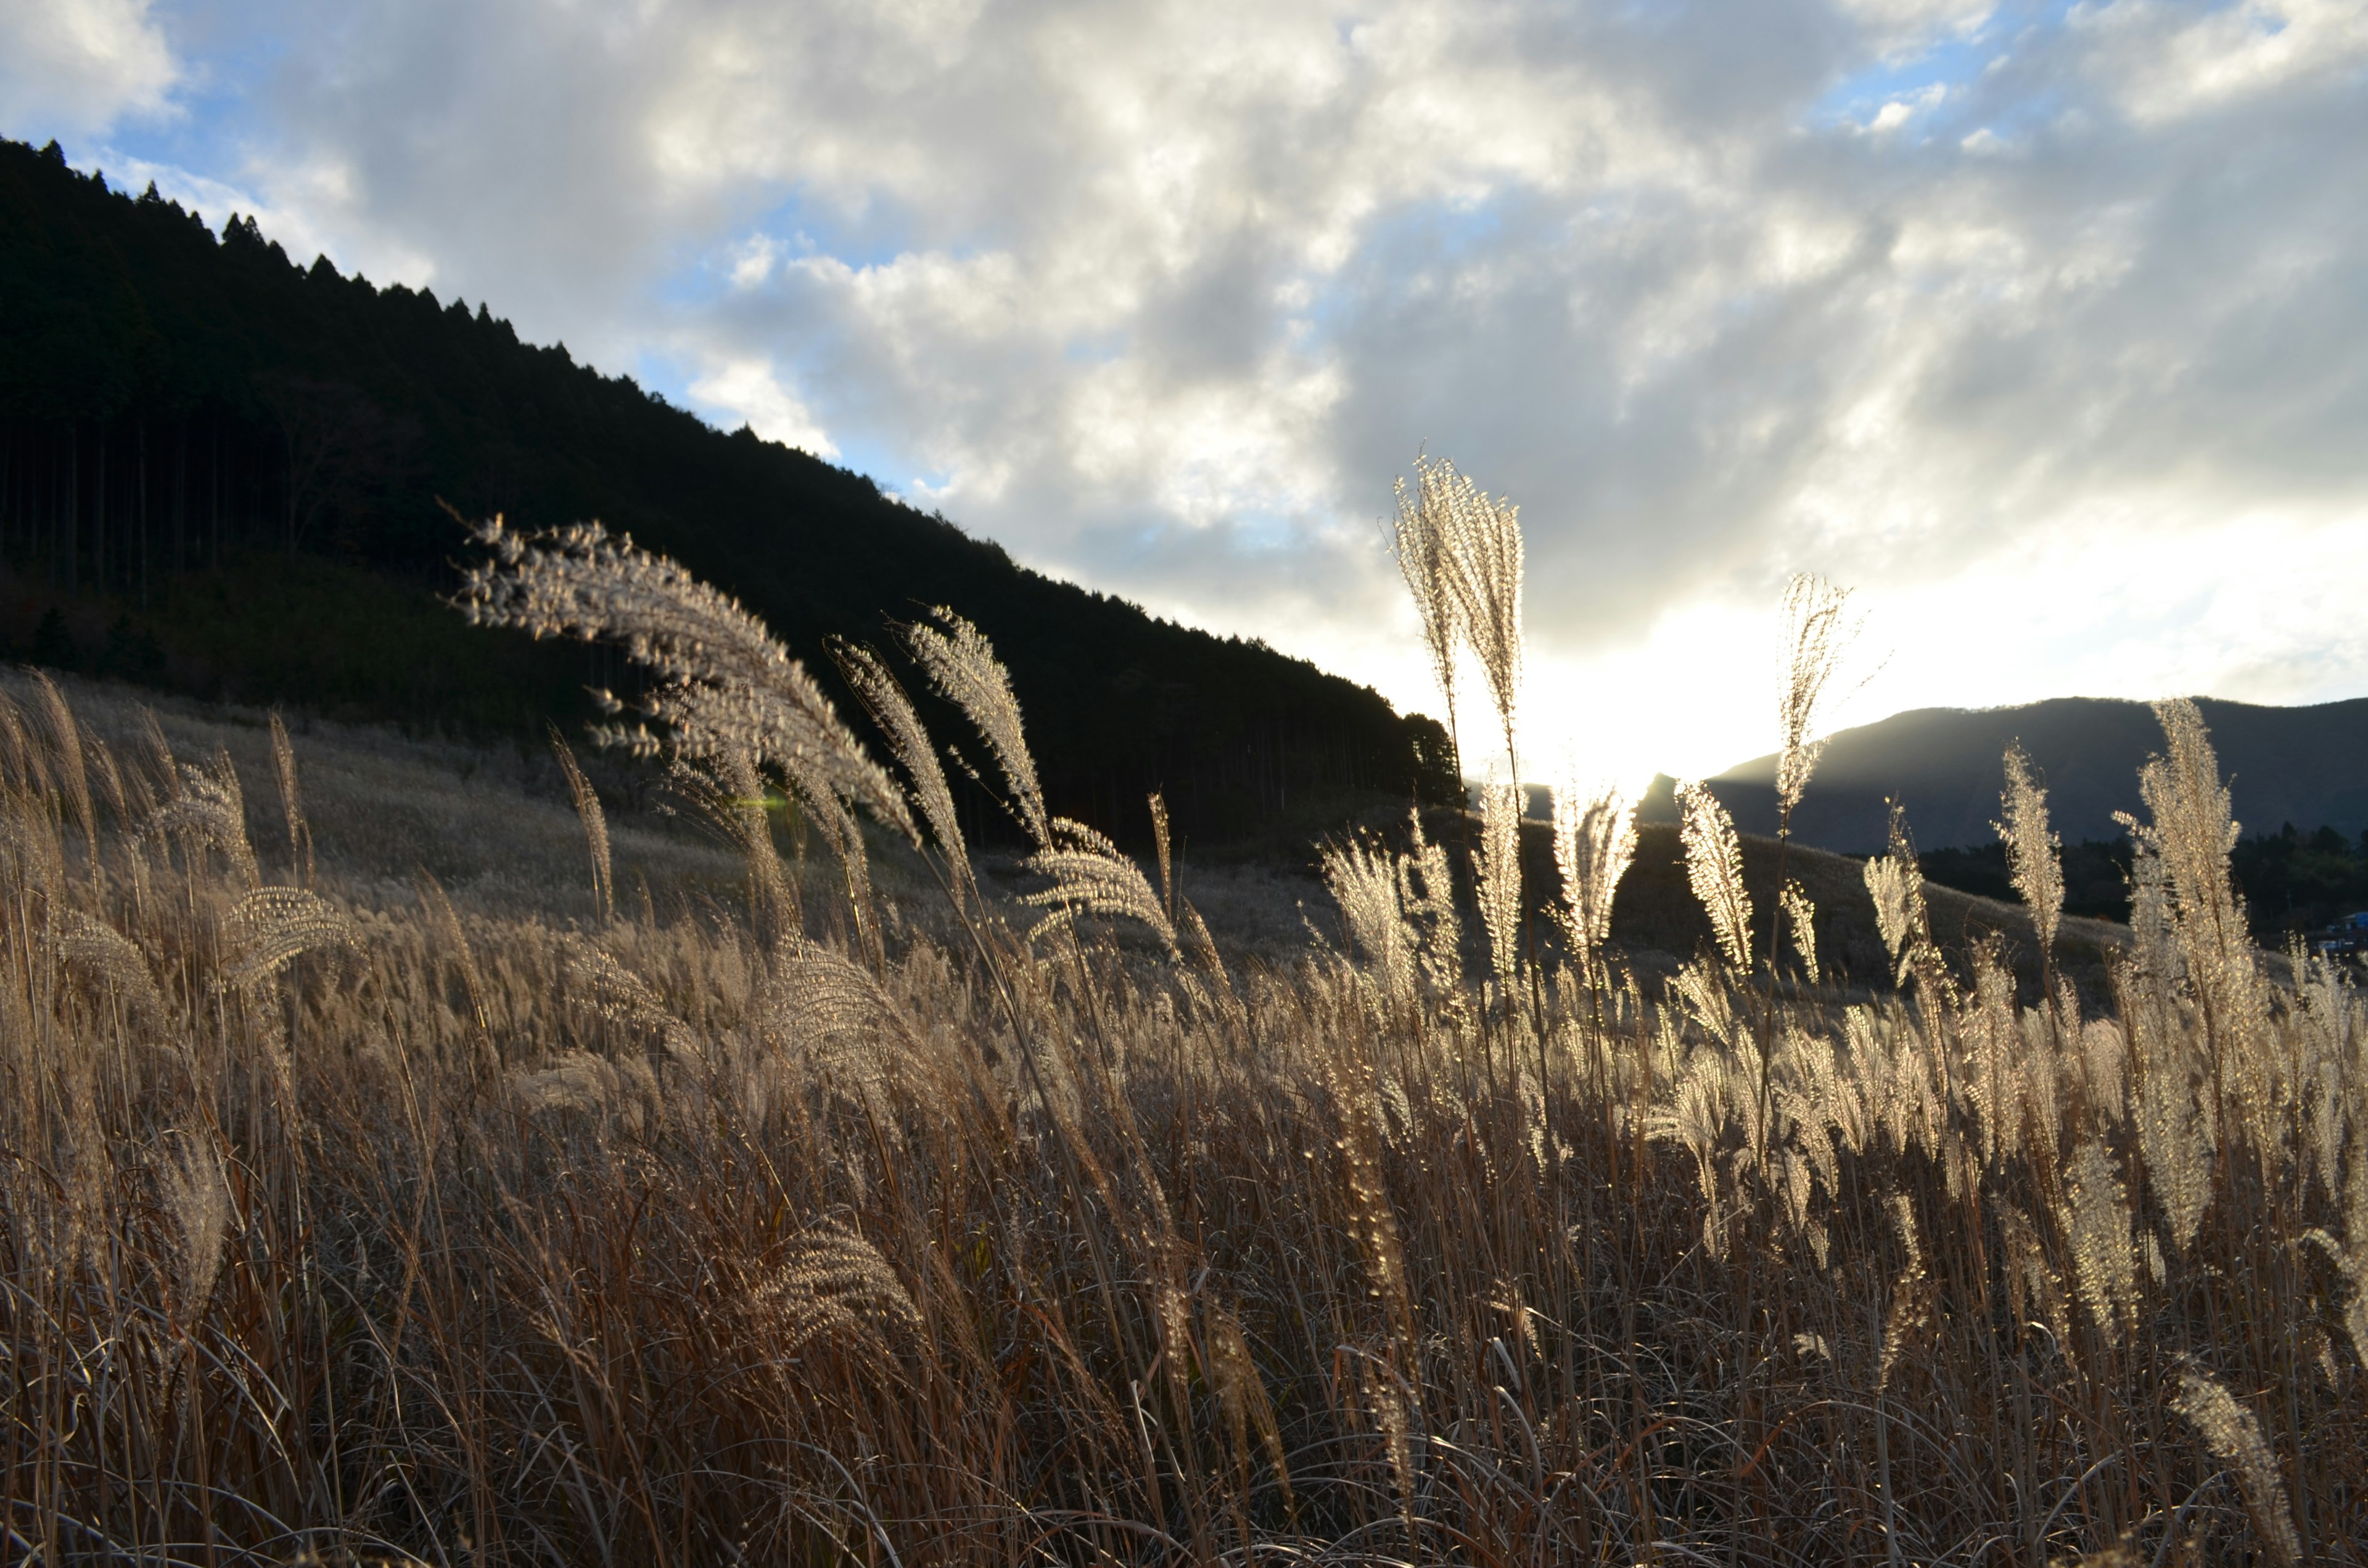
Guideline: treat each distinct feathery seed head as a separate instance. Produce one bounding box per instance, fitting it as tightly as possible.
[1996,743,2064,956]
[2172,1369,2301,1567]
[903,607,1046,849]
[459,515,915,844]
[1550,776,1636,972]
[1676,781,1754,974]
[1476,781,1524,996]
[835,639,973,901]
[1775,574,1857,821]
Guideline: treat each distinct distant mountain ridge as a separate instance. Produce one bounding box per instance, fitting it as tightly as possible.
[1638,694,2368,853]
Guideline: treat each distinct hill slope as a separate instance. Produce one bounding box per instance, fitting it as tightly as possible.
[0,138,1453,844]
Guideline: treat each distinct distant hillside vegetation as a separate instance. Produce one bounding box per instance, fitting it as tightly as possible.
[0,138,1453,845]
[1638,694,2368,854]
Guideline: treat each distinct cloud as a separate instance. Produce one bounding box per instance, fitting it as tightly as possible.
[25,0,2368,779]
[687,358,837,458]
[0,0,177,136]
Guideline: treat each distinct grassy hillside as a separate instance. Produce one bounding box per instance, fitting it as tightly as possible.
[5,629,2354,1567]
[0,136,1453,842]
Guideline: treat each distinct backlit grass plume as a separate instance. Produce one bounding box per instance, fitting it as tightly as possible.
[1392,459,1466,754]
[1476,780,1524,997]
[1394,453,1524,775]
[1550,776,1635,980]
[1442,464,1524,775]
[1677,780,1753,973]
[905,605,1048,848]
[1996,742,2063,961]
[1773,573,1854,825]
[458,515,915,847]
[835,638,974,905]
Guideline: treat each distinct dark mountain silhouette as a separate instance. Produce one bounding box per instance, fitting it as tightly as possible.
[0,138,1455,845]
[1671,695,2368,853]
[1633,694,2368,939]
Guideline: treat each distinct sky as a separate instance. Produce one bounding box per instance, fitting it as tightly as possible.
[6,0,2367,791]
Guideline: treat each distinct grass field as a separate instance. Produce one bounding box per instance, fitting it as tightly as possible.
[2,503,2361,1565]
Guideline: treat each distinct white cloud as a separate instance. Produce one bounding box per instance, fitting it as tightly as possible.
[49,0,2368,776]
[2080,0,2368,124]
[0,0,176,136]
[686,358,837,458]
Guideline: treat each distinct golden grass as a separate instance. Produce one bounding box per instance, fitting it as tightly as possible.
[2,522,2363,1566]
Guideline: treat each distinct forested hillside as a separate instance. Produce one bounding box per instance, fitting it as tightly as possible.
[0,138,1453,843]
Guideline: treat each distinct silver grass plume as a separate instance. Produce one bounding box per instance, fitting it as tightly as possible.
[457,516,915,844]
[1399,808,1464,1000]
[548,728,614,923]
[2065,1135,2139,1345]
[1774,573,1855,823]
[1392,458,1466,747]
[772,937,914,1052]
[1436,459,1525,773]
[748,1218,923,1358]
[2116,700,2264,1067]
[1476,781,1524,996]
[2171,1369,2301,1567]
[147,749,261,890]
[1323,831,1415,1009]
[561,935,693,1053]
[157,1131,233,1318]
[903,607,1047,848]
[2300,1226,2368,1372]
[1550,777,1636,980]
[1025,816,1178,958]
[223,887,356,985]
[1780,880,1820,985]
[1862,803,1935,988]
[268,712,313,887]
[834,639,973,903]
[59,913,166,1018]
[509,1052,637,1119]
[1677,781,1754,974]
[1203,1300,1293,1512]
[1148,792,1174,917]
[1996,743,2064,958]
